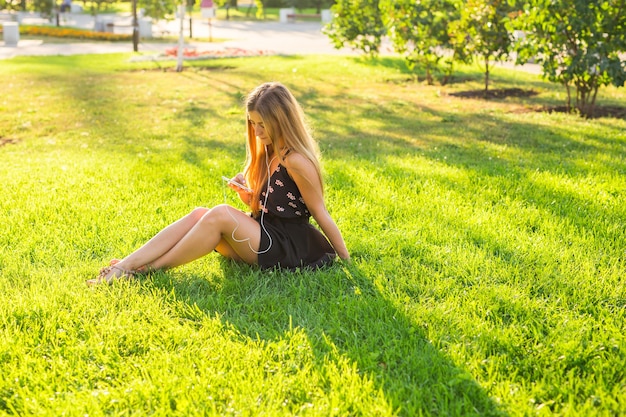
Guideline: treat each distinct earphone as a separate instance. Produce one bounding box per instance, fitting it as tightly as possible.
[225,146,274,255]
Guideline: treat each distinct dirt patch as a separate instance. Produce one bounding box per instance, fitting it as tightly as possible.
[449,88,539,99]
[450,88,626,119]
[510,105,626,120]
[0,137,19,147]
[542,105,626,120]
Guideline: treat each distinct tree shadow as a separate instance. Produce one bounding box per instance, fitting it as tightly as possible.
[449,90,626,120]
[17,55,618,411]
[540,104,626,120]
[142,261,508,416]
[449,88,539,100]
[349,56,486,86]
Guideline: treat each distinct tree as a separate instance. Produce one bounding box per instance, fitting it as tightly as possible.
[132,0,139,51]
[382,0,460,85]
[515,0,626,117]
[324,0,461,84]
[309,0,335,13]
[139,0,177,20]
[31,0,53,17]
[254,0,264,19]
[449,0,515,92]
[0,0,22,11]
[322,0,385,56]
[83,0,119,16]
[289,0,335,12]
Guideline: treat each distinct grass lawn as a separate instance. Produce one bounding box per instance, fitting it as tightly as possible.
[0,53,624,416]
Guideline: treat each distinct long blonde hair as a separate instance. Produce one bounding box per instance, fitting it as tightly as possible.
[243,82,323,215]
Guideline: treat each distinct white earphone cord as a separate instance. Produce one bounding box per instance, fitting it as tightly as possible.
[225,148,275,255]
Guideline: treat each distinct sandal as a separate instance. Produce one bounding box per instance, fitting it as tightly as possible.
[96,259,120,276]
[86,264,137,286]
[108,258,149,273]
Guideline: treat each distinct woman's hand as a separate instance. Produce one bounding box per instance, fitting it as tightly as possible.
[227,173,253,206]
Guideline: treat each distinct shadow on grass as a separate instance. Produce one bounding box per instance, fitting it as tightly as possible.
[348,56,626,120]
[299,78,625,171]
[449,89,626,120]
[145,260,507,416]
[349,56,485,86]
[299,83,624,305]
[10,53,621,414]
[449,88,539,99]
[362,95,622,300]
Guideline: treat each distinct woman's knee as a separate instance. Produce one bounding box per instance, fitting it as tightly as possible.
[199,204,232,228]
[189,207,210,221]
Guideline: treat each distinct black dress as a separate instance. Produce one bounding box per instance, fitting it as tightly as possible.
[254,164,336,270]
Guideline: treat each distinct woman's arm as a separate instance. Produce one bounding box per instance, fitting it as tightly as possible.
[229,173,253,207]
[285,154,350,260]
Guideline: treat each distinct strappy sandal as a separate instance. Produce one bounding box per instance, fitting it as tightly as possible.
[86,264,137,286]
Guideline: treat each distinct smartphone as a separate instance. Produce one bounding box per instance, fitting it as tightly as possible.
[222,176,253,193]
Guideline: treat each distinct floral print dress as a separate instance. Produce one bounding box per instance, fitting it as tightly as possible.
[255,164,336,270]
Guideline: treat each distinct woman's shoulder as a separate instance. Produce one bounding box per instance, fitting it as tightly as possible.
[281,151,323,191]
[283,152,318,182]
[282,150,313,171]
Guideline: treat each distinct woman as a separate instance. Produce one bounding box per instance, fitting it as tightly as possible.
[89,82,350,285]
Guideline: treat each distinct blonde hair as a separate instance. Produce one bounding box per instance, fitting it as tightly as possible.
[243,82,323,215]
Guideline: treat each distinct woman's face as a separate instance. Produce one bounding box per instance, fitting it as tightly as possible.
[248,110,271,146]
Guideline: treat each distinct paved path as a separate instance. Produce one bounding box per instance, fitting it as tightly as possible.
[0,11,542,74]
[0,11,359,59]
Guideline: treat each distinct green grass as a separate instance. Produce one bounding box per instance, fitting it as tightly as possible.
[0,53,624,416]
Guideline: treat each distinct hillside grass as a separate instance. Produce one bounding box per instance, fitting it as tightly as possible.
[0,53,624,416]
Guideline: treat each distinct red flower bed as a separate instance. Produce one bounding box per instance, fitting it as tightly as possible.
[163,46,274,59]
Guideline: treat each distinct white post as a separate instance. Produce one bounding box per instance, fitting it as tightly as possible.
[177,4,185,72]
[321,9,332,23]
[279,8,294,24]
[201,3,216,42]
[2,22,19,46]
[138,18,152,38]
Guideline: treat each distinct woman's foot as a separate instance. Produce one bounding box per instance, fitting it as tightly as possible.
[109,258,149,273]
[86,264,137,286]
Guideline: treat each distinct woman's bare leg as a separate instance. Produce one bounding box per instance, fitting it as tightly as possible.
[95,205,261,282]
[114,207,210,272]
[149,204,261,269]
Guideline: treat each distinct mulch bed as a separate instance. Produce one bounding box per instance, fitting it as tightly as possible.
[449,88,539,99]
[449,88,626,119]
[541,105,626,119]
